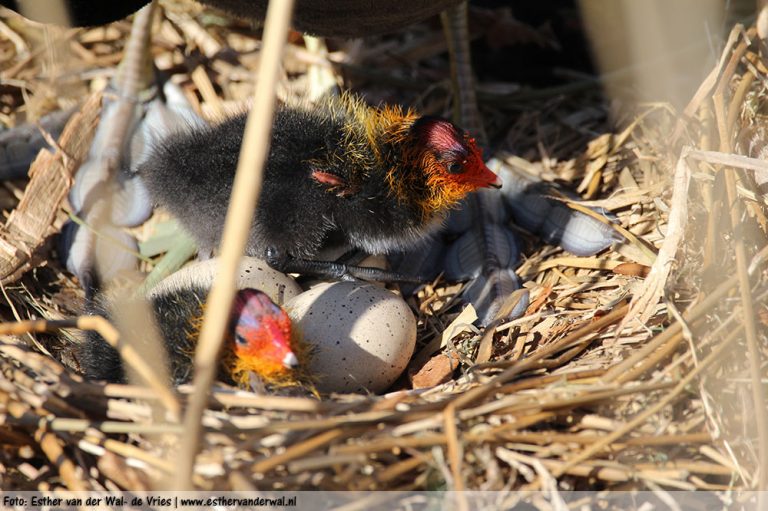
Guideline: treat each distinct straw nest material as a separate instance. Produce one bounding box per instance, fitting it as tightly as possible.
[0,0,766,499]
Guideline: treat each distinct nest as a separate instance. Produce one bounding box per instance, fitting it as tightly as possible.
[0,0,766,502]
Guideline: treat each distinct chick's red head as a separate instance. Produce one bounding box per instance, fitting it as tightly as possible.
[405,117,501,214]
[228,289,297,386]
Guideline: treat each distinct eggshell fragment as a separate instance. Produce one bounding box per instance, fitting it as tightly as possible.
[148,257,301,305]
[285,281,416,394]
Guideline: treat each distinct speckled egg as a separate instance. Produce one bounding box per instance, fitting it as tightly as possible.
[149,257,302,305]
[285,281,416,394]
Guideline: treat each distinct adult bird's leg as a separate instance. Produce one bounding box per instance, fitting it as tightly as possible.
[266,247,425,283]
[63,1,158,293]
[442,3,528,326]
[441,1,487,146]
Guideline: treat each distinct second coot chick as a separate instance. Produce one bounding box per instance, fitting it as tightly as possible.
[80,287,299,387]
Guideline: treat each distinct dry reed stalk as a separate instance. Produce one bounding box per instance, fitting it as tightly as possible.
[81,435,176,473]
[713,97,768,491]
[674,26,743,141]
[759,0,768,44]
[0,316,179,416]
[35,429,89,491]
[174,0,295,489]
[330,429,712,462]
[548,322,744,483]
[495,368,606,393]
[455,303,629,410]
[484,431,711,447]
[252,427,350,474]
[70,381,330,412]
[602,275,736,383]
[678,41,768,493]
[443,404,464,491]
[619,147,690,330]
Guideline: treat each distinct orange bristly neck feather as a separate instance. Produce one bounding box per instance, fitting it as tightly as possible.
[379,118,475,219]
[316,94,475,219]
[389,148,479,218]
[346,96,464,218]
[332,93,419,169]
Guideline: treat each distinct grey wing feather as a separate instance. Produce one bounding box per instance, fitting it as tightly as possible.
[0,108,75,180]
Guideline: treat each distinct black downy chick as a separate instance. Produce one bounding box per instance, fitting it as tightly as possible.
[138,94,501,282]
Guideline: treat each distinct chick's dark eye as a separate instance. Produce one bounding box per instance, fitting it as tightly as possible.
[235,333,248,347]
[447,161,465,174]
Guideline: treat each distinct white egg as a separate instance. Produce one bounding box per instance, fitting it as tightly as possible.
[149,257,302,305]
[285,281,416,394]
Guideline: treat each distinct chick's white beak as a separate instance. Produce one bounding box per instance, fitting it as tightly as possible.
[477,162,502,189]
[283,351,299,369]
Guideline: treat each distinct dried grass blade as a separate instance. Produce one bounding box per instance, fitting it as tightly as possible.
[174,0,295,490]
[550,322,743,481]
[619,147,691,331]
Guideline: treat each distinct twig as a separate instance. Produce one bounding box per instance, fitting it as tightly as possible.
[374,454,430,485]
[457,303,629,409]
[0,316,179,418]
[688,149,768,174]
[759,0,768,46]
[485,431,711,447]
[443,404,465,491]
[81,435,175,473]
[5,402,89,490]
[602,275,736,383]
[252,427,348,474]
[672,26,744,141]
[8,416,185,435]
[71,381,329,412]
[0,18,29,58]
[618,146,691,330]
[460,381,674,422]
[613,329,683,384]
[549,322,744,481]
[35,429,89,491]
[0,94,101,284]
[174,0,295,490]
[712,60,768,490]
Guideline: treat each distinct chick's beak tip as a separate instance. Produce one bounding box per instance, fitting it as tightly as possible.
[283,351,299,369]
[481,166,502,189]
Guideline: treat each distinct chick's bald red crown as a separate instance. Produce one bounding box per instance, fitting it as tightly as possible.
[410,116,502,190]
[230,289,296,375]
